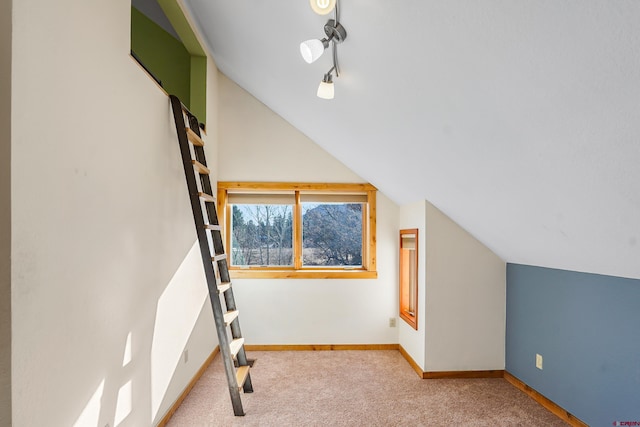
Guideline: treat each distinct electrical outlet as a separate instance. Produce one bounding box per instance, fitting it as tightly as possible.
[389,317,396,327]
[183,349,189,364]
[536,353,543,370]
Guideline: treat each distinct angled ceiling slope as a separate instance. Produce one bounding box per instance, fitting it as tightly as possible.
[183,0,640,280]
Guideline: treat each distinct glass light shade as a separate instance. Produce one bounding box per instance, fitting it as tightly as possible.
[317,80,334,99]
[300,39,325,64]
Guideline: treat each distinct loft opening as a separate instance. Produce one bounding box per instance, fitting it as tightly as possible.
[130,0,207,124]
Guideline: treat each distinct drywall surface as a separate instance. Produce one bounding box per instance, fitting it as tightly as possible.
[398,201,427,370]
[153,295,215,424]
[218,74,365,183]
[190,55,207,125]
[506,264,640,427]
[204,56,219,181]
[150,242,215,424]
[218,74,399,345]
[11,1,216,425]
[425,202,505,371]
[0,0,11,423]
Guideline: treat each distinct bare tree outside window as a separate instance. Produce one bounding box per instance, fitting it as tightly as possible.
[302,203,363,266]
[230,202,363,268]
[230,204,293,266]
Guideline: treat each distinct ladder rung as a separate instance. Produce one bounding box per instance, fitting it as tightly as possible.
[212,253,227,262]
[229,338,245,358]
[223,310,239,326]
[198,192,215,203]
[186,128,204,146]
[204,224,221,231]
[235,365,250,390]
[217,282,231,293]
[191,160,210,175]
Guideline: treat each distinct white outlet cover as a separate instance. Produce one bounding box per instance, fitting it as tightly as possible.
[536,353,543,370]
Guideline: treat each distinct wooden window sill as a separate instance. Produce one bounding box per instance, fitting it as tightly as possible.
[229,270,378,279]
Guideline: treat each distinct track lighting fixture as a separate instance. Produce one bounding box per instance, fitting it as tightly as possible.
[300,0,346,99]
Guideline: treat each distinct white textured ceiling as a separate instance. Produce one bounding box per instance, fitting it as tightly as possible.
[183,0,640,279]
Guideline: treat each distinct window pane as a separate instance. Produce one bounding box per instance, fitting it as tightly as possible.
[302,203,363,267]
[229,204,293,266]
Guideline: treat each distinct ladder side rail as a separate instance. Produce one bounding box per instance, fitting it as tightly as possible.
[183,109,254,393]
[184,111,254,393]
[169,95,246,415]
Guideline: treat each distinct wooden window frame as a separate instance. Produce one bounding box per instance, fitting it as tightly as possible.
[399,228,418,330]
[217,182,377,279]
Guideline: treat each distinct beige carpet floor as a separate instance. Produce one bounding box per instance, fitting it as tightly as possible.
[166,350,567,426]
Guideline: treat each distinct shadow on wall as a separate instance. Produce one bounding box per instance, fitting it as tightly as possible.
[150,242,209,421]
[72,242,210,426]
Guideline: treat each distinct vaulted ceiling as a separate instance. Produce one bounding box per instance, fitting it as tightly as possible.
[182,1,640,280]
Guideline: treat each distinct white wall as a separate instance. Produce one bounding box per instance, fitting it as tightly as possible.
[397,200,505,372]
[218,74,400,344]
[218,74,366,183]
[11,1,218,425]
[398,201,427,370]
[425,201,506,371]
[1,0,12,423]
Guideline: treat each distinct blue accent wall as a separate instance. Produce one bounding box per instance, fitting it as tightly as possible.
[506,264,640,426]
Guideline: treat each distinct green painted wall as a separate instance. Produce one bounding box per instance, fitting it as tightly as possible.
[0,0,11,424]
[131,6,191,108]
[190,56,207,125]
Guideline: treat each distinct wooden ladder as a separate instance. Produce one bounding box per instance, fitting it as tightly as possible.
[169,95,253,416]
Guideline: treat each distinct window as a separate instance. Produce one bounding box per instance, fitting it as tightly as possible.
[399,229,418,329]
[217,182,377,279]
